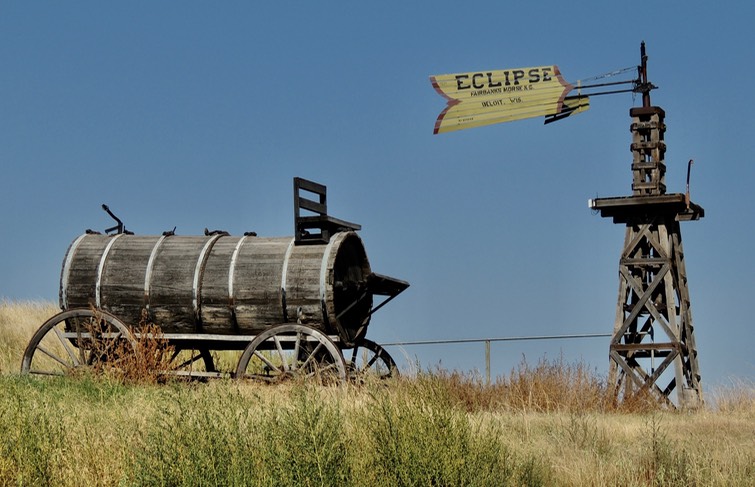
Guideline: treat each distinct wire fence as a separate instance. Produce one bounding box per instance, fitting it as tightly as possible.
[381,332,612,384]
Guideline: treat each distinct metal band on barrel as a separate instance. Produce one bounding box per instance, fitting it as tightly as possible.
[60,234,88,310]
[193,234,224,321]
[95,234,123,308]
[280,237,296,321]
[143,235,167,310]
[228,235,248,307]
[319,234,338,323]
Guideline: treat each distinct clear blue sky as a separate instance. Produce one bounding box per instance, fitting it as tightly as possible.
[1,2,753,388]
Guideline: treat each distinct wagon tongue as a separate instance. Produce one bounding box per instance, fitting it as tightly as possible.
[333,272,409,297]
[333,272,408,318]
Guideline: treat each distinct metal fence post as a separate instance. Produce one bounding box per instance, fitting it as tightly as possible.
[485,339,491,385]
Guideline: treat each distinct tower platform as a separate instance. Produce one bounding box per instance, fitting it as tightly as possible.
[589,194,704,223]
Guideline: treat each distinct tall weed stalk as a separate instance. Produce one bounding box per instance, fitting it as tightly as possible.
[361,377,541,486]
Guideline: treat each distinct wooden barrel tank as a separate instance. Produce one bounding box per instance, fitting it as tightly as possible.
[59,231,373,342]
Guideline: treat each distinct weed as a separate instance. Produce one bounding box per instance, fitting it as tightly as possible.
[516,454,552,487]
[560,412,613,457]
[92,310,178,385]
[257,386,351,486]
[0,387,66,486]
[128,383,258,485]
[641,413,694,486]
[362,377,518,486]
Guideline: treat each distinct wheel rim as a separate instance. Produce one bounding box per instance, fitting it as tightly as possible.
[21,308,136,377]
[344,338,398,380]
[235,324,346,383]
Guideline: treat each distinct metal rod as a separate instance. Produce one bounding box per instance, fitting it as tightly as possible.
[640,41,651,107]
[335,291,369,321]
[381,332,611,347]
[581,88,637,97]
[368,293,399,318]
[685,159,694,209]
[576,79,635,89]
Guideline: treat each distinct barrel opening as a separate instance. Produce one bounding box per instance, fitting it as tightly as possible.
[332,234,372,337]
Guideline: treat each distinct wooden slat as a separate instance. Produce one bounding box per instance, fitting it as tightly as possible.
[294,177,326,195]
[298,197,327,215]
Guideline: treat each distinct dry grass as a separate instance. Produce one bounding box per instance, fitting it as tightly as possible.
[408,356,659,414]
[710,377,755,413]
[0,300,59,374]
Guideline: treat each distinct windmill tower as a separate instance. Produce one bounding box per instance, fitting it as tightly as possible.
[428,42,705,408]
[589,43,704,409]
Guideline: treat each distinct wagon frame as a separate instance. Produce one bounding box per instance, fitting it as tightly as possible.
[20,178,408,383]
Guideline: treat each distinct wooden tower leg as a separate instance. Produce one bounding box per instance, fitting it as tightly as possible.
[607,216,702,409]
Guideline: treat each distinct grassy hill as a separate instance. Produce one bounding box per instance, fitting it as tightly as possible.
[1,301,753,486]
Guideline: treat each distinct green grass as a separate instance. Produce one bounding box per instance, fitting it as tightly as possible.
[0,375,753,486]
[1,301,754,486]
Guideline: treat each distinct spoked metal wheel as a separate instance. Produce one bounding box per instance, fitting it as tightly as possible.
[21,308,137,377]
[235,324,346,384]
[344,338,398,380]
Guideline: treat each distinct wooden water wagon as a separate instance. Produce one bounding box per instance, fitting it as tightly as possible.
[21,178,408,381]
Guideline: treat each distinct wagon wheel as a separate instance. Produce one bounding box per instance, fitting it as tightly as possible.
[235,324,346,384]
[21,308,137,377]
[344,338,398,380]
